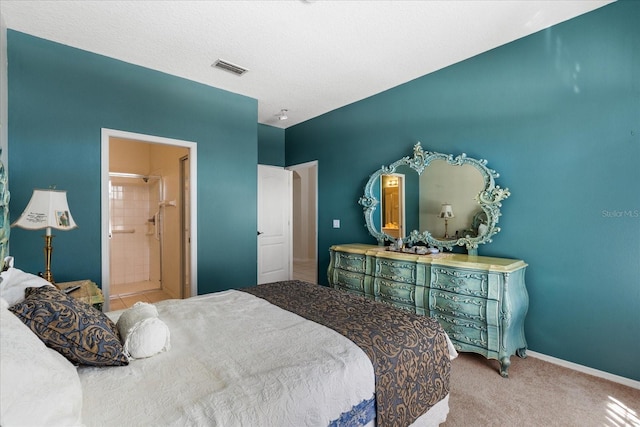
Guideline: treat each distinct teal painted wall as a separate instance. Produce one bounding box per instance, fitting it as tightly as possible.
[258,124,285,166]
[286,1,640,380]
[8,31,259,294]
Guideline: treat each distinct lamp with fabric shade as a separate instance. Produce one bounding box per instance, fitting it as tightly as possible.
[11,189,77,284]
[439,203,455,239]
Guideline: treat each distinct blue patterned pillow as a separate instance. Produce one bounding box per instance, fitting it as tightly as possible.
[9,286,128,366]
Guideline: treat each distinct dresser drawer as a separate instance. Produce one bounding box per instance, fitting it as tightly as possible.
[431,266,496,299]
[429,289,499,326]
[432,312,499,353]
[334,251,367,274]
[374,278,427,309]
[332,268,367,293]
[375,257,417,284]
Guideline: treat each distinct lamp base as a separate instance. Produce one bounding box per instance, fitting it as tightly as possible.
[442,219,451,239]
[41,271,55,284]
[43,234,55,285]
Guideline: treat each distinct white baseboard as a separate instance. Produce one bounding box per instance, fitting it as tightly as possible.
[527,350,640,390]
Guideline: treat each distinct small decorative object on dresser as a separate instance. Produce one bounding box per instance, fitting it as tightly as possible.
[328,244,528,377]
[57,280,104,311]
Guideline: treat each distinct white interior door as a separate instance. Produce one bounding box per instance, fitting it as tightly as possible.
[257,165,292,284]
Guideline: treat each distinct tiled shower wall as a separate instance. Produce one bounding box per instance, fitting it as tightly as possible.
[109,177,161,286]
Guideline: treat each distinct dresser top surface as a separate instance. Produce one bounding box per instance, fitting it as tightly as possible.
[330,244,527,272]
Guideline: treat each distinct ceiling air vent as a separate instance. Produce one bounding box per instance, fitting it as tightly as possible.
[212,59,248,76]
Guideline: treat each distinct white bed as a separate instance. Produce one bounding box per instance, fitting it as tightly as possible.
[82,290,375,426]
[1,268,455,427]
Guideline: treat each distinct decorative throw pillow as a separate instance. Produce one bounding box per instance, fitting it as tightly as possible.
[0,267,54,306]
[9,286,129,366]
[116,301,171,359]
[1,297,83,426]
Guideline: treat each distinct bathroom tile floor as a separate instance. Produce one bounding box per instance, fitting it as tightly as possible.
[109,290,174,311]
[111,280,160,295]
[109,280,173,311]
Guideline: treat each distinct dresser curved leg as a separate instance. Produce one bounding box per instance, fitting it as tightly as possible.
[500,357,510,378]
[516,347,527,359]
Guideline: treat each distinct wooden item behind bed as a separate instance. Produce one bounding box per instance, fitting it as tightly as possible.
[57,280,105,311]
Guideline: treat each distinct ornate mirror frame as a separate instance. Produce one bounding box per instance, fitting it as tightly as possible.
[0,159,8,263]
[359,142,510,253]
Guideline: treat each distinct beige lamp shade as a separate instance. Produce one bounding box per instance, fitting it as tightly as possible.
[439,203,455,219]
[12,189,78,231]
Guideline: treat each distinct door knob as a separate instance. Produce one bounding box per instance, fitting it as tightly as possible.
[257,231,264,235]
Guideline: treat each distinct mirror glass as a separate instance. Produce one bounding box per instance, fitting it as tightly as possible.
[380,174,404,238]
[418,160,484,239]
[359,142,510,253]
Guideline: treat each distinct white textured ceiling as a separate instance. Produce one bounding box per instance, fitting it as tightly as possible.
[1,0,613,128]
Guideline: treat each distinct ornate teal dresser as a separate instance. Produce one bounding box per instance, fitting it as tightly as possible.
[328,243,528,377]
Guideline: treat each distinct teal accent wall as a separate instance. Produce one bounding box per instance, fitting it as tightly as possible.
[286,1,640,381]
[8,31,259,294]
[258,124,285,166]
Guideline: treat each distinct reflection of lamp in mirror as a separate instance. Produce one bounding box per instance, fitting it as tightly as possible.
[11,189,78,284]
[439,203,455,239]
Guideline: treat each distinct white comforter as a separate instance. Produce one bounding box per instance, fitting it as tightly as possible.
[78,290,375,427]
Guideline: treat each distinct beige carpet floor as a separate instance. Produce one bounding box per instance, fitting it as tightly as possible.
[443,353,640,427]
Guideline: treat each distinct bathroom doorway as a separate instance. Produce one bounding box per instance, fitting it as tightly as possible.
[101,129,198,311]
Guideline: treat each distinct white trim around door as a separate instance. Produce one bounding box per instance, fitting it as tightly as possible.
[100,128,198,311]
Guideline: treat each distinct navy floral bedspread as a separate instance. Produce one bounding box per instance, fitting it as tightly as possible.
[242,281,451,427]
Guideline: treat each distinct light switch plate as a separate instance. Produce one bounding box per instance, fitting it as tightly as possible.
[333,219,340,228]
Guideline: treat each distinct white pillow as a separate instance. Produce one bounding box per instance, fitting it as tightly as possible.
[0,297,83,426]
[116,302,170,359]
[0,267,54,306]
[3,255,14,270]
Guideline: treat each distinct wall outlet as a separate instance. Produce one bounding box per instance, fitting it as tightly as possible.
[333,219,340,228]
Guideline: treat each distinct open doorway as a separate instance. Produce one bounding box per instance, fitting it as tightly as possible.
[287,161,318,284]
[101,128,198,311]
